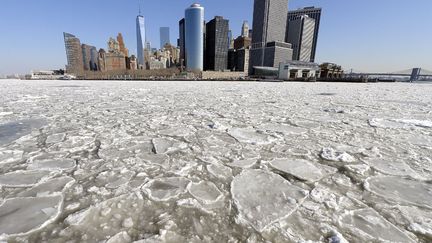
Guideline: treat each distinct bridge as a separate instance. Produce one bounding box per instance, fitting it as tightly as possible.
[347,68,432,81]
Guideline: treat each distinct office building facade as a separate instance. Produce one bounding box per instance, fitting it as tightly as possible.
[63,32,84,73]
[160,27,170,49]
[287,15,315,62]
[287,7,321,62]
[249,0,292,74]
[185,3,204,71]
[205,16,229,71]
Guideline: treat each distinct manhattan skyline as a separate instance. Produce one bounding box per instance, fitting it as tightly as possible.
[0,0,431,75]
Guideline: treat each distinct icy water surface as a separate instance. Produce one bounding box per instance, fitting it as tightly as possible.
[0,80,431,242]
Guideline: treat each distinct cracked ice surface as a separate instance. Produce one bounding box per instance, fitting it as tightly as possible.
[0,80,432,242]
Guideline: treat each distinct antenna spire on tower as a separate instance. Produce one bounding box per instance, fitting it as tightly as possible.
[138,0,142,15]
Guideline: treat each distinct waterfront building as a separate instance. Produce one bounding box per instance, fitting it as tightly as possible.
[117,33,129,57]
[287,6,321,62]
[163,43,180,65]
[105,37,126,71]
[179,18,186,67]
[98,49,106,72]
[249,0,292,74]
[320,63,343,79]
[241,21,249,37]
[228,48,250,72]
[278,60,319,80]
[63,32,84,73]
[205,16,229,71]
[160,27,170,49]
[136,15,146,69]
[129,55,137,70]
[185,3,205,71]
[81,44,93,71]
[90,47,98,71]
[287,15,315,62]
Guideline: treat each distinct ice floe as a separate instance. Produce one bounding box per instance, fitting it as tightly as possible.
[28,158,76,171]
[187,181,223,204]
[369,118,432,129]
[17,176,75,197]
[365,176,432,208]
[228,127,277,145]
[231,169,308,231]
[0,196,63,237]
[151,137,188,154]
[143,177,190,202]
[0,170,51,187]
[269,158,337,182]
[340,208,415,242]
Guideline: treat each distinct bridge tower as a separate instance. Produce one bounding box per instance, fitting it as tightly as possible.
[410,68,421,82]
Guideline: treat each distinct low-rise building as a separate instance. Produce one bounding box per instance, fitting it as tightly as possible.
[320,63,344,78]
[278,60,320,80]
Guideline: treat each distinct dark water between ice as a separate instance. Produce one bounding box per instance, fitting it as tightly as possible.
[0,119,46,146]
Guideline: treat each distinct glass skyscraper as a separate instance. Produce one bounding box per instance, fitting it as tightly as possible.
[136,15,146,69]
[160,27,170,49]
[185,3,204,72]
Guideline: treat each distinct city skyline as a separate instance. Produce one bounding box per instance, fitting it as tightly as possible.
[0,0,431,75]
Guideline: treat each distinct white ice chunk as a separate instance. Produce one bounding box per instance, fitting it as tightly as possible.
[365,176,432,208]
[340,208,415,243]
[365,158,420,178]
[369,118,432,129]
[321,148,356,163]
[0,196,62,236]
[258,123,307,135]
[231,169,308,232]
[151,138,187,154]
[187,181,223,204]
[143,177,190,202]
[0,170,50,187]
[0,149,23,164]
[228,127,276,145]
[229,158,257,169]
[17,176,75,197]
[28,158,76,171]
[269,158,336,182]
[107,231,132,243]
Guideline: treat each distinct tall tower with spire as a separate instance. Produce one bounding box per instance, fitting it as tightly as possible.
[241,21,249,37]
[136,1,146,69]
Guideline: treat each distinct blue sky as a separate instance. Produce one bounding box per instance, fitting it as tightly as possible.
[0,0,430,75]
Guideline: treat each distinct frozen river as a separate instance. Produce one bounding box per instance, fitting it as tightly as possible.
[0,80,431,242]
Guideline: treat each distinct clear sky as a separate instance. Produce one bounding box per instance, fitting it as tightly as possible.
[0,0,430,75]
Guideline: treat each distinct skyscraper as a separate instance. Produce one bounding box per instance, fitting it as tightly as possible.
[63,32,84,74]
[136,15,146,69]
[287,15,315,62]
[185,3,204,72]
[179,18,186,67]
[249,0,293,74]
[205,16,229,71]
[286,7,321,62]
[160,27,170,49]
[251,0,288,47]
[81,44,97,71]
[241,21,249,37]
